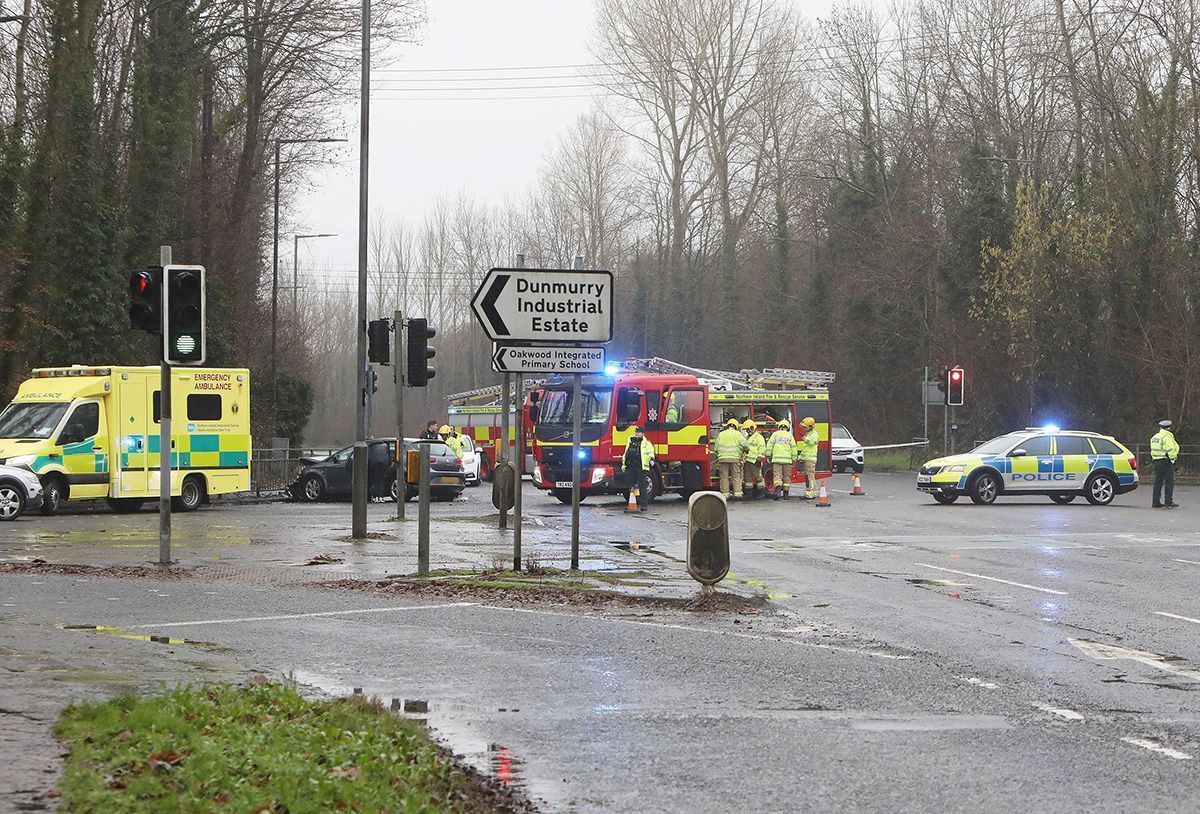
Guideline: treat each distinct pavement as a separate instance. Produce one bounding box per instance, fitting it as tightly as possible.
[3,472,1200,812]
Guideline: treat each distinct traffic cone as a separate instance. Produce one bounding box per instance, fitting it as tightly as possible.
[816,481,831,508]
[626,485,639,512]
[850,472,865,496]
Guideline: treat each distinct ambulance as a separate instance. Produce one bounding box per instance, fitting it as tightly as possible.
[0,366,252,515]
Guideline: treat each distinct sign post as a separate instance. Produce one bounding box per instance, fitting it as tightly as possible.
[471,264,614,572]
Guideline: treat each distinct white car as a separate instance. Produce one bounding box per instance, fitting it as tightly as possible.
[831,423,865,473]
[459,435,482,486]
[0,464,44,521]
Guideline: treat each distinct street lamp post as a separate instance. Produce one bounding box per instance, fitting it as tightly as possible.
[291,233,337,316]
[271,137,346,435]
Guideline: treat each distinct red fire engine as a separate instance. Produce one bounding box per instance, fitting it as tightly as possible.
[529,357,835,504]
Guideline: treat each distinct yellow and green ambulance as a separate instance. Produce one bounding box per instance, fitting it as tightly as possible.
[918,427,1138,506]
[0,366,251,515]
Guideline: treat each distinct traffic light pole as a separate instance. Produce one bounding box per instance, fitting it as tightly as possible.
[393,310,405,521]
[351,0,371,540]
[158,245,173,565]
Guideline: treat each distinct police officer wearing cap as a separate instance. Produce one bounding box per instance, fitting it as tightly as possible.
[1150,419,1180,509]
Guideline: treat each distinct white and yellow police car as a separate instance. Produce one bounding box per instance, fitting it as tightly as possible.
[918,428,1138,505]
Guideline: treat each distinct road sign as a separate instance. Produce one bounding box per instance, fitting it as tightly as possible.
[922,382,944,406]
[492,344,606,374]
[471,267,614,343]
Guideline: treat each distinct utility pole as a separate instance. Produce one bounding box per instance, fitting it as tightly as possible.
[351,0,371,540]
[158,245,173,565]
[394,310,405,520]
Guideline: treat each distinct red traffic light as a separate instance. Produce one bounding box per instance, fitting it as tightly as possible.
[950,370,961,382]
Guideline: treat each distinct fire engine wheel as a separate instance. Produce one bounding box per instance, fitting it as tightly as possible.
[552,489,586,505]
[39,477,66,516]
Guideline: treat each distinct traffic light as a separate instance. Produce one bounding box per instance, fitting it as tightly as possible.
[946,366,965,406]
[163,265,205,365]
[129,268,162,333]
[406,318,436,387]
[367,319,391,365]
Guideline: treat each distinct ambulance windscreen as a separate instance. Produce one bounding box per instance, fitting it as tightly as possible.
[0,402,70,440]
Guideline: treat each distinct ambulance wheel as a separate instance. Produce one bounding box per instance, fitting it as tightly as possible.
[0,485,25,521]
[172,476,205,512]
[106,498,145,514]
[39,477,65,516]
[1049,494,1076,505]
[932,493,958,505]
[1084,472,1116,506]
[968,471,999,505]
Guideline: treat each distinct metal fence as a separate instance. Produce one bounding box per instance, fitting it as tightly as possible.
[249,448,335,497]
[1133,444,1200,483]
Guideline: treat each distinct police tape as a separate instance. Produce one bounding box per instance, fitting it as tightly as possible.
[859,441,930,451]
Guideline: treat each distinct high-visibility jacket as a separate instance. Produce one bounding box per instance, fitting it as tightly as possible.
[767,429,797,464]
[623,436,654,471]
[665,406,679,423]
[1150,429,1179,462]
[799,429,819,462]
[715,427,749,462]
[746,431,766,462]
[443,434,465,457]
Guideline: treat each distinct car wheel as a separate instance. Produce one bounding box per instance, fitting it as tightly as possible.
[39,477,65,516]
[968,471,999,505]
[0,484,25,521]
[106,498,145,514]
[932,493,958,505]
[1049,494,1076,505]
[387,477,399,502]
[853,463,865,474]
[1084,472,1116,506]
[301,475,324,502]
[172,476,205,512]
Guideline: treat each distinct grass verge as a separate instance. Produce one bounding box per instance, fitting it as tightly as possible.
[865,449,921,472]
[53,683,512,813]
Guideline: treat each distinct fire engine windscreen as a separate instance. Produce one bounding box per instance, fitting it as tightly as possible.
[537,388,613,425]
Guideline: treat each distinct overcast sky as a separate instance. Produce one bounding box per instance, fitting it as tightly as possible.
[290,0,841,288]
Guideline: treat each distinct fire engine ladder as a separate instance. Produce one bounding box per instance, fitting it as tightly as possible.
[617,357,835,390]
[446,379,545,407]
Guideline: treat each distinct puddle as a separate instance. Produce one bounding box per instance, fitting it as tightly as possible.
[61,624,219,647]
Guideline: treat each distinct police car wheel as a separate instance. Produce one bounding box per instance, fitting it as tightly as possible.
[968,472,999,505]
[932,493,958,505]
[1084,473,1116,506]
[0,485,24,521]
[1049,494,1076,505]
[40,478,65,516]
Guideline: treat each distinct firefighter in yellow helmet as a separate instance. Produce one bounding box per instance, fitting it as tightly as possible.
[439,424,465,457]
[742,419,766,499]
[766,419,798,500]
[799,416,819,499]
[715,418,749,499]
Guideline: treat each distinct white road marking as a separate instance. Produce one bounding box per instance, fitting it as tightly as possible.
[1154,611,1200,626]
[1069,638,1200,682]
[1171,559,1200,566]
[1120,737,1193,760]
[131,602,478,629]
[480,604,914,660]
[1034,703,1083,721]
[956,676,998,689]
[913,563,1067,595]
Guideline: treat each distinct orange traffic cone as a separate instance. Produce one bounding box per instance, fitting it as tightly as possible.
[851,472,865,496]
[816,481,831,508]
[626,484,639,512]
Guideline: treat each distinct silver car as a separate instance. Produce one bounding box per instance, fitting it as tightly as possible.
[0,464,43,521]
[831,423,865,473]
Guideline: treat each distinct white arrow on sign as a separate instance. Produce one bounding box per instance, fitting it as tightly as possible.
[471,267,614,343]
[492,344,607,374]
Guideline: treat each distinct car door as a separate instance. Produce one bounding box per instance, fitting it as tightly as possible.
[324,447,354,495]
[1053,435,1094,491]
[1005,434,1053,491]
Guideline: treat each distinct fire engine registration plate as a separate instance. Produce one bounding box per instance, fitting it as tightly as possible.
[917,475,931,484]
[555,481,573,488]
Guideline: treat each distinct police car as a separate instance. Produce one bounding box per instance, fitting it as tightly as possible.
[917,428,1138,505]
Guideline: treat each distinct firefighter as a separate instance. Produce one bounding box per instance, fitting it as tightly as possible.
[799,416,819,499]
[716,418,749,500]
[1151,419,1180,509]
[766,420,798,500]
[439,424,464,457]
[622,425,654,511]
[742,419,766,499]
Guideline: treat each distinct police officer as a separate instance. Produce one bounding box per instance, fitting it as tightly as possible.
[622,425,654,511]
[716,418,749,499]
[798,417,819,500]
[1150,419,1180,509]
[766,420,797,500]
[742,420,766,500]
[420,420,440,441]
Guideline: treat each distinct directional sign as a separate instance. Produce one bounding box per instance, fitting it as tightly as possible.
[492,344,606,374]
[471,267,613,343]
